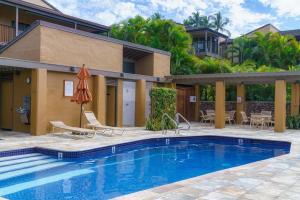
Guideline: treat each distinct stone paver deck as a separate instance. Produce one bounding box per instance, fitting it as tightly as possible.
[1,124,300,200]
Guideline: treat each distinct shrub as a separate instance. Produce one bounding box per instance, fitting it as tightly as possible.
[146,87,176,131]
[194,57,232,74]
[286,115,300,129]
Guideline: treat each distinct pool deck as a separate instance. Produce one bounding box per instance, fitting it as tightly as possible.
[1,124,300,200]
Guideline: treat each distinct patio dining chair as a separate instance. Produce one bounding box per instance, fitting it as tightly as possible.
[229,111,236,124]
[261,111,272,127]
[240,111,250,125]
[200,110,214,125]
[250,114,265,129]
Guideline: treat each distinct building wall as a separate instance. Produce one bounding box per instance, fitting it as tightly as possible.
[0,26,41,61]
[135,54,154,76]
[246,24,279,38]
[13,70,32,133]
[0,4,15,26]
[46,71,94,130]
[153,53,171,77]
[39,26,123,72]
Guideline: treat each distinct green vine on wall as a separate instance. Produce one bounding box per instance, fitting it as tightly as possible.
[146,87,176,131]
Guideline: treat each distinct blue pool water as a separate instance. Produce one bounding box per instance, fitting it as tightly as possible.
[0,136,290,200]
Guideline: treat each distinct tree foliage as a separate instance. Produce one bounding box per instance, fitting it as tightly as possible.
[183,11,212,28]
[111,14,195,75]
[209,12,231,36]
[228,32,300,69]
[184,11,230,36]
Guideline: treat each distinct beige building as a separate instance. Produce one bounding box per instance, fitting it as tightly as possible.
[0,0,171,135]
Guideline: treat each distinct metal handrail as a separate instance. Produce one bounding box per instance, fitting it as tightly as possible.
[175,113,191,130]
[161,113,178,135]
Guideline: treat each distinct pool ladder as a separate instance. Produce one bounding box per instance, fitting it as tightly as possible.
[161,113,191,135]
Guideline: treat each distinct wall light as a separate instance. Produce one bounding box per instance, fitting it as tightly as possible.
[26,77,31,84]
[70,67,76,72]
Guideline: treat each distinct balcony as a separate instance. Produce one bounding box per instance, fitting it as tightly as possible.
[192,35,221,58]
[0,24,15,45]
[193,44,220,58]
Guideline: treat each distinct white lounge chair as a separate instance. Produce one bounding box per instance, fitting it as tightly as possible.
[49,121,96,138]
[84,111,125,136]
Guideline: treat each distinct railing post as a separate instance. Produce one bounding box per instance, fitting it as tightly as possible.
[16,7,19,36]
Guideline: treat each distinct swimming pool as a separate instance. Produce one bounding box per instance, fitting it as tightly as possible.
[0,136,291,200]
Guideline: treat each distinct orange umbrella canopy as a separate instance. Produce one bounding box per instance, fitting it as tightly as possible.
[71,64,92,104]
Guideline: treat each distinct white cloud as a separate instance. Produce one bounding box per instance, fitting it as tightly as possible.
[221,2,274,37]
[259,0,300,17]
[47,0,281,37]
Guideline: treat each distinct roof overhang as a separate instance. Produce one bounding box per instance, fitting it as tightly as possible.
[0,0,109,32]
[0,57,165,82]
[168,72,300,85]
[0,20,171,57]
[186,27,229,38]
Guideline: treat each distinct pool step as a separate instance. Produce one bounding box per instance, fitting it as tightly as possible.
[0,155,50,167]
[0,168,94,196]
[0,159,58,173]
[0,153,42,162]
[0,161,70,181]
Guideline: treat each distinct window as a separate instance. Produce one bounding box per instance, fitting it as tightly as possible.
[123,61,135,74]
[11,21,30,34]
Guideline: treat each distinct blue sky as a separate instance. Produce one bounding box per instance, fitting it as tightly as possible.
[48,0,300,37]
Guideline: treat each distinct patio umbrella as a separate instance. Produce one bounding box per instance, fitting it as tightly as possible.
[71,64,92,127]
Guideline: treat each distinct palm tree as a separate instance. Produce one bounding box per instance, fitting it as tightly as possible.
[184,11,212,28]
[210,12,231,36]
[226,36,254,64]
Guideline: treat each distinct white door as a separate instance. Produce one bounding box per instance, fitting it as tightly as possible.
[123,81,136,126]
[145,82,153,119]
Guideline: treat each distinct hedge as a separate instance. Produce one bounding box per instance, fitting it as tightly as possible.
[146,87,176,131]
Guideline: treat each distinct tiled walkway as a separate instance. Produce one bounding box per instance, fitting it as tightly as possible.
[1,124,300,199]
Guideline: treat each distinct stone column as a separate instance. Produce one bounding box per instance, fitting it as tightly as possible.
[215,81,225,129]
[291,83,300,116]
[195,84,200,121]
[30,68,47,135]
[135,79,146,126]
[236,84,246,124]
[274,80,286,132]
[116,79,123,127]
[94,75,106,125]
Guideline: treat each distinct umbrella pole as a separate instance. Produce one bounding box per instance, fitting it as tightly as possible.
[80,103,83,128]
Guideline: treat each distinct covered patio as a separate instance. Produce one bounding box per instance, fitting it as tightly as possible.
[168,71,300,132]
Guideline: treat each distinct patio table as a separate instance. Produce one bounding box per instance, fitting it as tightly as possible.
[250,114,272,128]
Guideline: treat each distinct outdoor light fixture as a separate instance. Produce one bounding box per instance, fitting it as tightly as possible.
[70,66,76,72]
[26,77,31,84]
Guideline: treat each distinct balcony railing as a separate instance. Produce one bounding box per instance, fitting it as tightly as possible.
[0,24,15,44]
